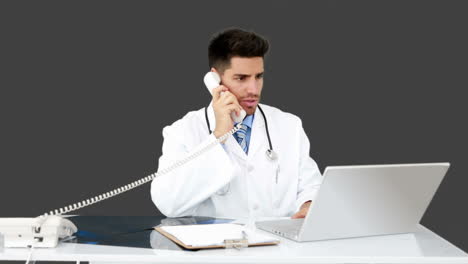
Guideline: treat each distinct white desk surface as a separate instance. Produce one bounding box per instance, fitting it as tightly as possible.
[1,224,467,264]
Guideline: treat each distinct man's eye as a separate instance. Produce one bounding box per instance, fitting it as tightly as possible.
[256,74,264,79]
[235,76,245,81]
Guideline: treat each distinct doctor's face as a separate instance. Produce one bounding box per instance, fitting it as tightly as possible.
[216,56,264,116]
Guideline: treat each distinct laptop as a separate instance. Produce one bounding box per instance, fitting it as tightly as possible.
[256,163,450,242]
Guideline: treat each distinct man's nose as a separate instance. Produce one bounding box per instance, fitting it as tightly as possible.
[246,79,260,94]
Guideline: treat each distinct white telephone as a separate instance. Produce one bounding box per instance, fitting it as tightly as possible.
[0,73,245,249]
[0,216,77,248]
[204,72,246,123]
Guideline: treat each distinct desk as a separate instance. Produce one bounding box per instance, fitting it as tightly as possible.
[1,216,467,264]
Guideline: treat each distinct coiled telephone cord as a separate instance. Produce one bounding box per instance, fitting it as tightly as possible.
[41,124,241,217]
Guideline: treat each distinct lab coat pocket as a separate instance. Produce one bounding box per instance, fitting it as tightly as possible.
[271,162,297,216]
[269,162,283,216]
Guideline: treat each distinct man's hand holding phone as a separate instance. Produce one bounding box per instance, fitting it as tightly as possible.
[211,85,244,141]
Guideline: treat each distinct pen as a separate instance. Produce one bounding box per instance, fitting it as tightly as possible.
[276,165,280,184]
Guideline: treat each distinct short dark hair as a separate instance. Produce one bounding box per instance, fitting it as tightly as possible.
[208,28,269,74]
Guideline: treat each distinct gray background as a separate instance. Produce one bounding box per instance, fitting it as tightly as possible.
[1,0,467,252]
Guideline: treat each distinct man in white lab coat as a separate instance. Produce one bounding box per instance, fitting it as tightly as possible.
[151,28,322,219]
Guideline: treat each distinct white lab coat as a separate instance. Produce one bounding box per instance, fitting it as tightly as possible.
[151,103,322,218]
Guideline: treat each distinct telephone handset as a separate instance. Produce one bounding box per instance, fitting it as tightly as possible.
[204,72,246,123]
[0,73,245,249]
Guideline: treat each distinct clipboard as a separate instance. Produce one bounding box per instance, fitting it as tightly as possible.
[155,224,280,250]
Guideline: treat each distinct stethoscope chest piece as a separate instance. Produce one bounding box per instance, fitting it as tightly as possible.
[266,149,278,161]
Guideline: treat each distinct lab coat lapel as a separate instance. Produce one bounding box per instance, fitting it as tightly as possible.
[246,105,266,160]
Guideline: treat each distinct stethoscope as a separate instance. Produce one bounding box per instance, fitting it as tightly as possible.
[204,104,277,161]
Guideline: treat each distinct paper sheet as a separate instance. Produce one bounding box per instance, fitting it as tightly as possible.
[160,224,278,247]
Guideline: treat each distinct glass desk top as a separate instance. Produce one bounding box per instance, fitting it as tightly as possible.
[69,215,233,250]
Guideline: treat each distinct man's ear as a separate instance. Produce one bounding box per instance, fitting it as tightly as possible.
[211,67,221,76]
[211,68,223,84]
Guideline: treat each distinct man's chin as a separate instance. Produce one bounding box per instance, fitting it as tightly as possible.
[244,106,257,116]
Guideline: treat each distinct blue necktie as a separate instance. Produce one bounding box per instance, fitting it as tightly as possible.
[235,124,249,153]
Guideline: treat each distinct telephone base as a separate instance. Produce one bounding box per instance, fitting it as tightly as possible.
[0,216,77,248]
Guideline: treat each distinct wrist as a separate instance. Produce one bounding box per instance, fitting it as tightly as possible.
[214,130,228,143]
[300,201,312,210]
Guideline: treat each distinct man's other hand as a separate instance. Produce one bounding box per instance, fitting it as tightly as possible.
[291,201,311,219]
